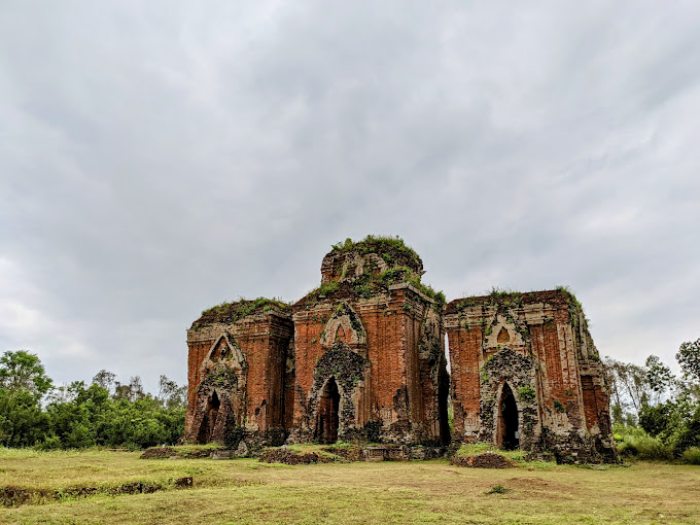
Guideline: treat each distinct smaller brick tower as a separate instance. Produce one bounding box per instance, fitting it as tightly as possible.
[444,289,615,462]
[184,299,293,446]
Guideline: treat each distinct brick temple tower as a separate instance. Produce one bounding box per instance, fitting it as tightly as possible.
[184,299,293,446]
[184,236,614,462]
[444,289,615,462]
[288,238,449,445]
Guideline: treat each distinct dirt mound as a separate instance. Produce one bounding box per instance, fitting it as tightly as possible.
[323,446,362,461]
[259,448,336,465]
[1,477,193,507]
[141,447,178,459]
[451,451,514,469]
[258,445,445,464]
[140,446,228,459]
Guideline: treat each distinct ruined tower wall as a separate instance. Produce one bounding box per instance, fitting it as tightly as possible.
[443,322,483,442]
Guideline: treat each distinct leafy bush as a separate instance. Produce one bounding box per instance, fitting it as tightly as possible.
[639,402,674,437]
[681,447,700,465]
[670,403,700,457]
[614,425,673,460]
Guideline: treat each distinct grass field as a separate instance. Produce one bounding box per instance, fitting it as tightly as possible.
[1,448,699,525]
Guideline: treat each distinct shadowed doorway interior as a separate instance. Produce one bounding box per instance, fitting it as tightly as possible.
[498,383,519,450]
[198,391,220,443]
[316,378,340,444]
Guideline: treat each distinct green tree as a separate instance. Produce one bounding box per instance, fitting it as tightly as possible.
[645,355,675,394]
[158,375,186,409]
[45,381,111,448]
[0,350,52,447]
[604,358,649,423]
[92,369,116,391]
[677,339,700,383]
[0,350,53,397]
[114,376,145,402]
[0,389,49,446]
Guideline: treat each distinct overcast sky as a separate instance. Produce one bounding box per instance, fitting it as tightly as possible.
[1,1,699,392]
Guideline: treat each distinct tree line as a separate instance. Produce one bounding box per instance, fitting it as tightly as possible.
[1,340,699,460]
[0,350,186,449]
[605,338,700,463]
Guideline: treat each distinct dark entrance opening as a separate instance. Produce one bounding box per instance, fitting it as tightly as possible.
[438,360,451,444]
[498,383,519,450]
[198,391,221,443]
[316,377,340,444]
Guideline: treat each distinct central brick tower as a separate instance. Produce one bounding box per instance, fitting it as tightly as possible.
[289,237,450,445]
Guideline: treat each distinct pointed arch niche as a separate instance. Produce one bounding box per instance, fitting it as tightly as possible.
[193,333,247,444]
[320,303,367,349]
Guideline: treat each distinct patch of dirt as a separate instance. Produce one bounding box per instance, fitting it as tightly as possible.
[505,477,553,489]
[451,451,514,469]
[141,447,178,459]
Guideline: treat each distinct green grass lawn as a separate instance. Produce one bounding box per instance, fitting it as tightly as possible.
[1,448,698,525]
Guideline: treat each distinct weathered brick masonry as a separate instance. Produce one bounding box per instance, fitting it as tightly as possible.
[184,303,293,446]
[445,290,615,462]
[184,237,614,461]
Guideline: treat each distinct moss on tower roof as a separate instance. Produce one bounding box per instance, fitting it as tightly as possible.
[329,235,423,272]
[296,265,444,307]
[445,286,583,315]
[191,297,291,330]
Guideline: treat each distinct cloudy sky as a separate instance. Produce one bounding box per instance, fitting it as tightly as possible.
[1,1,699,392]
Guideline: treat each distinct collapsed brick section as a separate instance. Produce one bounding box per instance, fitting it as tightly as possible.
[445,290,615,462]
[184,237,614,462]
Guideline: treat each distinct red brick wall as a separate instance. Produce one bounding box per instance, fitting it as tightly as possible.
[446,325,482,440]
[291,287,443,443]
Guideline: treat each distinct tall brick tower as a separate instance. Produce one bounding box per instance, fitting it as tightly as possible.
[289,237,449,445]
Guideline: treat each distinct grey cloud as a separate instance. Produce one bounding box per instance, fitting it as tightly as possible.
[1,0,699,390]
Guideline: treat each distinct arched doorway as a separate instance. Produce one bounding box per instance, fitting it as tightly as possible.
[498,383,519,450]
[315,377,340,444]
[198,391,221,443]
